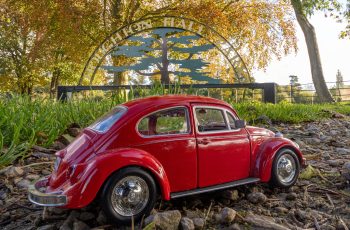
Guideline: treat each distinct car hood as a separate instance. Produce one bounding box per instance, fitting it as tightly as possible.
[245,126,275,137]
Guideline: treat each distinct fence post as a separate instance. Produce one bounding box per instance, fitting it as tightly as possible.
[262,83,277,104]
[57,86,67,101]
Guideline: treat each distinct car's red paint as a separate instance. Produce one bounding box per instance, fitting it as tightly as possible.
[252,137,303,182]
[44,95,303,208]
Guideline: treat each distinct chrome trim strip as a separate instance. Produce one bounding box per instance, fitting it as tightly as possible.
[28,178,67,207]
[134,137,196,147]
[171,178,260,199]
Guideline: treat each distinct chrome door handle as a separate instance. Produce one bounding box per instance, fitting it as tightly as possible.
[199,139,209,145]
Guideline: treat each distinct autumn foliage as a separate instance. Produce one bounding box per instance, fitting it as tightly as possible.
[0,0,298,94]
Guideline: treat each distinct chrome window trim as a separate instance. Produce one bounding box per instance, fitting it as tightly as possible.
[136,106,191,138]
[193,105,241,134]
[225,110,241,131]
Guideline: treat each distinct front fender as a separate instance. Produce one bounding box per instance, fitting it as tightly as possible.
[62,148,171,209]
[253,138,303,182]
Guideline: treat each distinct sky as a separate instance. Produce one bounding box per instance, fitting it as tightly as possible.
[252,3,350,87]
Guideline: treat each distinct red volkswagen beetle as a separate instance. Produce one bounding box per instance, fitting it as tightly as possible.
[29,95,304,224]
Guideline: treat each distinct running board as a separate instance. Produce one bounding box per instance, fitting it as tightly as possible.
[171,178,260,199]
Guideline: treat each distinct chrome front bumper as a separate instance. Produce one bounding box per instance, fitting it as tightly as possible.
[28,178,67,207]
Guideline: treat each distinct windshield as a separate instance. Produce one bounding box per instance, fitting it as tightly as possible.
[89,106,127,133]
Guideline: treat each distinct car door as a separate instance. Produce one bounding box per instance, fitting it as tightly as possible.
[132,106,197,192]
[193,105,251,188]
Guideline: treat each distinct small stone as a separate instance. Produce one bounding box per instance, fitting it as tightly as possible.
[16,179,31,189]
[192,218,205,229]
[221,189,239,201]
[294,209,310,222]
[214,213,221,222]
[26,174,40,180]
[320,224,336,230]
[247,192,267,204]
[322,152,331,160]
[145,210,181,230]
[304,138,321,145]
[327,159,343,167]
[220,207,236,224]
[245,213,289,230]
[37,224,56,230]
[275,207,288,214]
[41,169,51,176]
[4,166,24,178]
[57,134,75,146]
[180,217,195,230]
[228,223,241,230]
[0,189,7,200]
[67,128,81,137]
[60,211,80,230]
[79,212,95,221]
[286,192,297,201]
[341,161,350,181]
[73,220,90,230]
[336,148,350,155]
[330,130,338,136]
[96,211,107,225]
[332,112,346,119]
[184,210,201,219]
[51,141,66,150]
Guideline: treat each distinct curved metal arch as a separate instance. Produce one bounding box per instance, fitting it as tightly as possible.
[79,16,251,85]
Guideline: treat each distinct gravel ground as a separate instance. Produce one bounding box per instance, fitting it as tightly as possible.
[0,118,349,230]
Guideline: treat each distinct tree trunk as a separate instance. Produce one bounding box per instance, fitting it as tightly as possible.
[291,0,334,103]
[50,68,60,99]
[160,36,170,84]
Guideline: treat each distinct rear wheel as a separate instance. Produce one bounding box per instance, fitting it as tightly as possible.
[270,148,300,188]
[100,167,157,224]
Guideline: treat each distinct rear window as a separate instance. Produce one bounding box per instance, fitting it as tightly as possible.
[89,106,127,133]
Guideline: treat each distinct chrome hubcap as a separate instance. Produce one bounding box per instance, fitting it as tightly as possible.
[111,176,149,216]
[277,154,296,184]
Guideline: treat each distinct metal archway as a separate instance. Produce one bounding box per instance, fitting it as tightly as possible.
[78,16,251,85]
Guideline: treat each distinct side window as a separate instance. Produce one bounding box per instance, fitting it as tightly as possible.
[226,112,236,129]
[195,108,228,132]
[138,107,189,136]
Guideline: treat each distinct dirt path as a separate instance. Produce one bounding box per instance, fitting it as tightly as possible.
[1,119,349,230]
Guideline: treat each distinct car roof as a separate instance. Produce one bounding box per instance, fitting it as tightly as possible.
[122,95,231,110]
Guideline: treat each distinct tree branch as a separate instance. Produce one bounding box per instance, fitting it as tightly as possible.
[135,70,160,76]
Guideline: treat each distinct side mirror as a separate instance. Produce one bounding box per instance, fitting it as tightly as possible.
[234,119,246,129]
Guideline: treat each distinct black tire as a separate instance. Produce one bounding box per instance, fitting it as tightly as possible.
[269,148,300,188]
[100,167,157,225]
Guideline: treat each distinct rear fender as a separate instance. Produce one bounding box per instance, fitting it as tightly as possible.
[253,138,303,182]
[64,148,171,208]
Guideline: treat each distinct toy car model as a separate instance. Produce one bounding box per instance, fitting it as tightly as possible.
[28,95,305,224]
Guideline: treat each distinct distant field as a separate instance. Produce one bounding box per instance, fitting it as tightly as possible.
[0,95,349,167]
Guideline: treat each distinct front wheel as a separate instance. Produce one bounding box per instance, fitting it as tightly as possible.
[269,148,300,188]
[100,167,157,224]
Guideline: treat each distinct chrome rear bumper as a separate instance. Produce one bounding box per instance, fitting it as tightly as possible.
[28,178,67,207]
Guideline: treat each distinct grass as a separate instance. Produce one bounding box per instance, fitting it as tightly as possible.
[0,93,349,168]
[234,101,350,124]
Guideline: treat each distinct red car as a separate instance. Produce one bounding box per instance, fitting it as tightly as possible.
[29,95,304,224]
